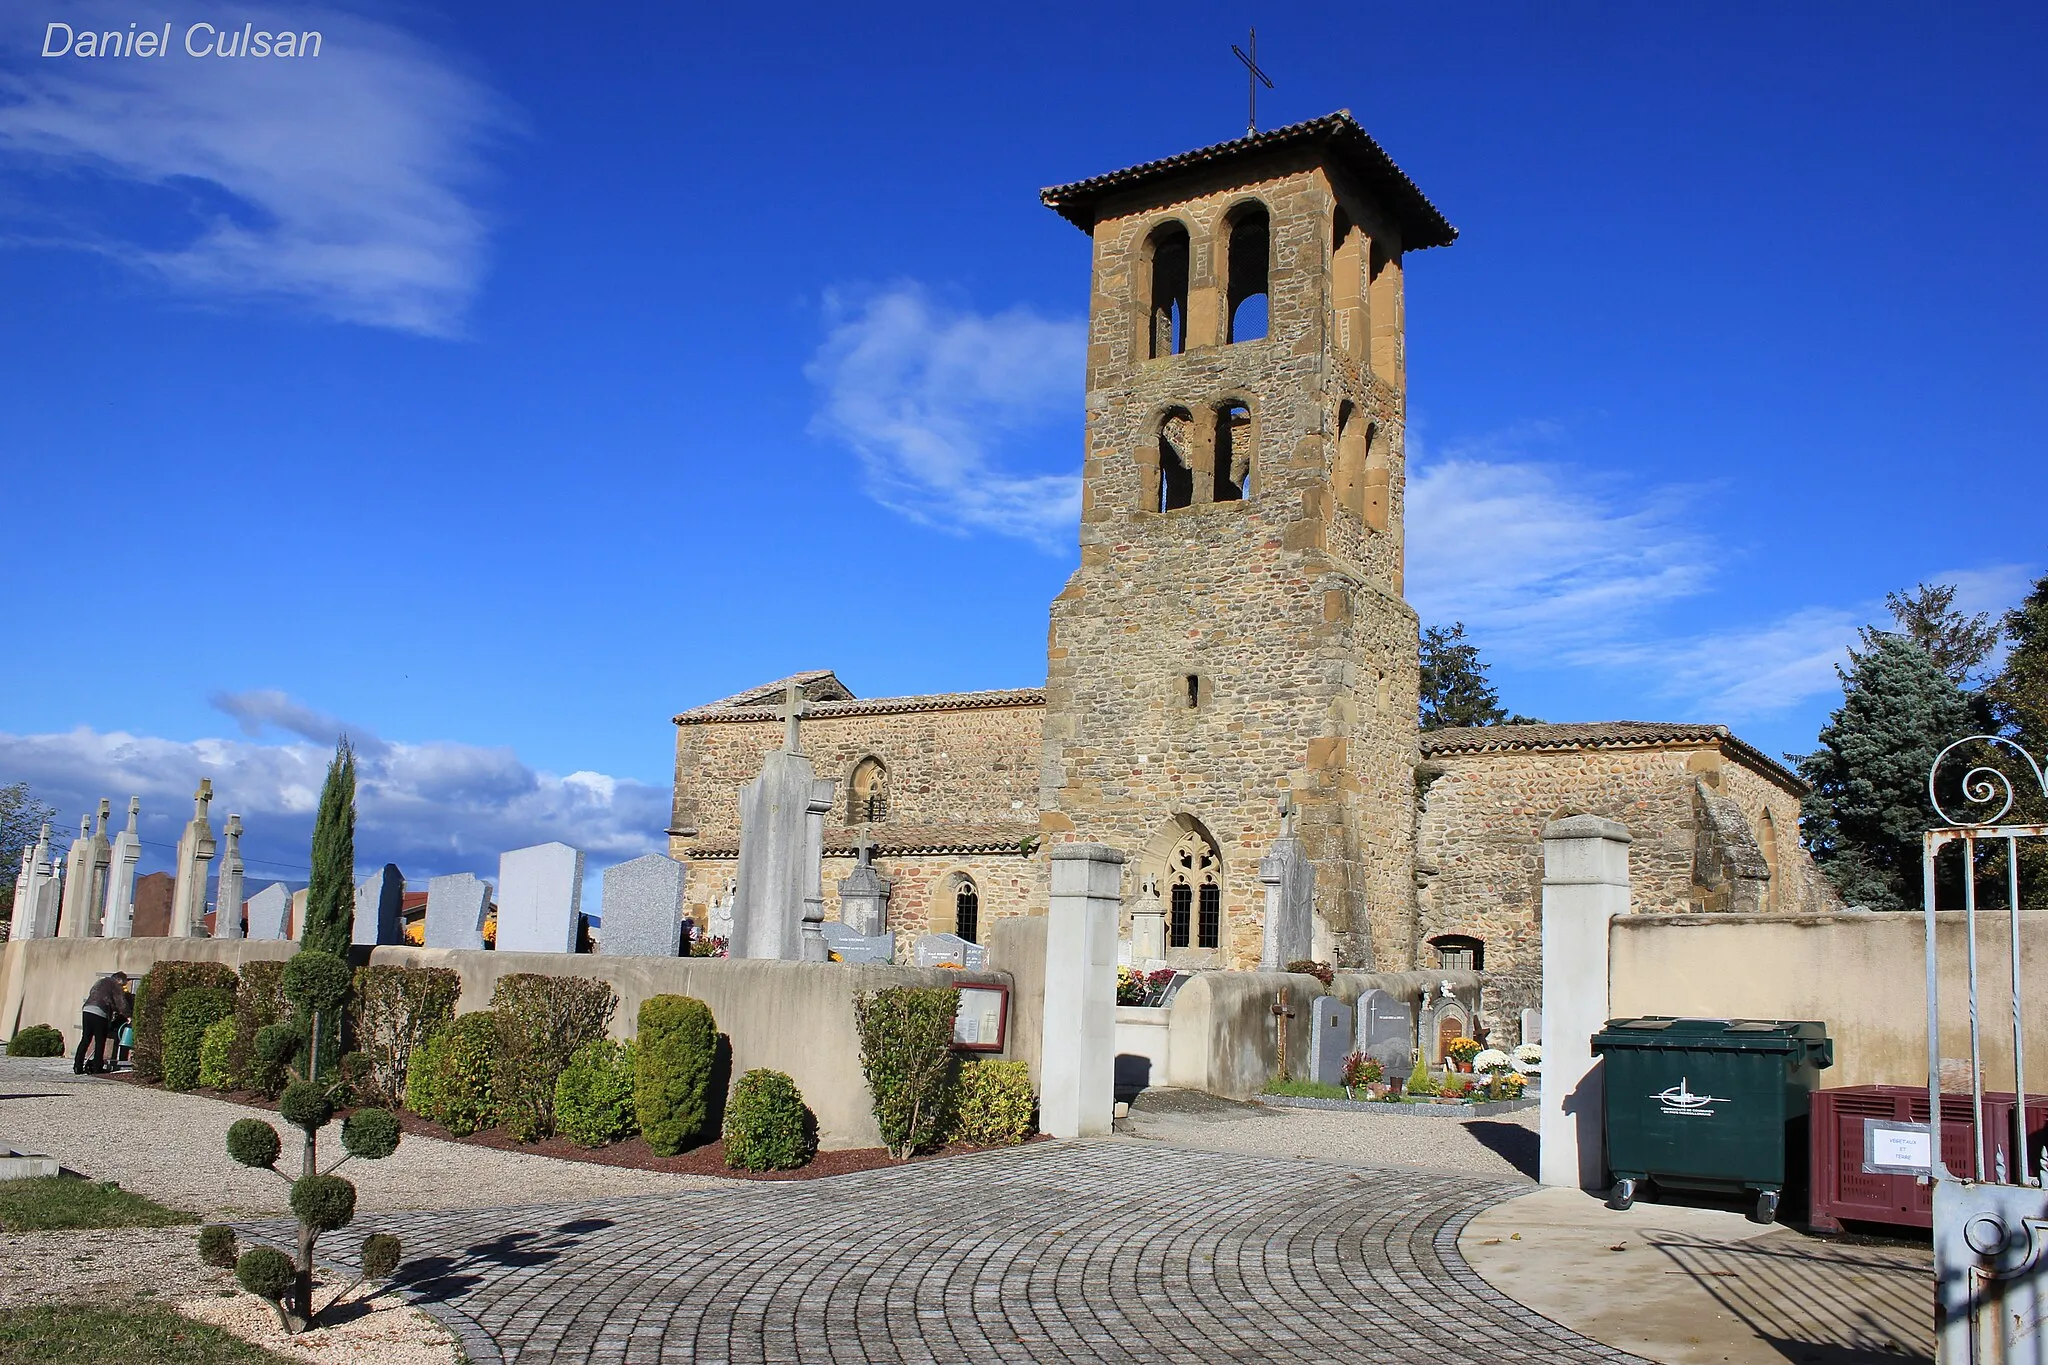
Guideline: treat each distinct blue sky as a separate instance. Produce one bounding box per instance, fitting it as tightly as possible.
[2,2,2042,900]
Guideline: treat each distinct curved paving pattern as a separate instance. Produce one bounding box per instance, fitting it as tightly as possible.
[273,1142,1647,1364]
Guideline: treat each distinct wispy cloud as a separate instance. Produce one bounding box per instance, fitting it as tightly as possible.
[0,693,664,890]
[806,284,1084,548]
[0,3,513,334]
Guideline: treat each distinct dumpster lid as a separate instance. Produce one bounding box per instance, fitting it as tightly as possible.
[1593,1016,1832,1054]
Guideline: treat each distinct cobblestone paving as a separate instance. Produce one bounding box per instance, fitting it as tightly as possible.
[258,1142,1646,1365]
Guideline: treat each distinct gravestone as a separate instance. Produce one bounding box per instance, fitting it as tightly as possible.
[1521,1008,1542,1046]
[424,873,491,951]
[102,798,142,938]
[130,871,175,937]
[821,919,895,963]
[599,853,685,957]
[1355,988,1414,1081]
[1130,876,1166,964]
[352,863,405,947]
[15,824,59,939]
[835,829,891,938]
[1307,995,1354,1086]
[731,686,835,962]
[170,781,216,938]
[8,847,29,941]
[913,932,987,971]
[213,814,246,940]
[246,882,292,941]
[1429,999,1472,1063]
[496,842,585,954]
[1257,796,1314,969]
[59,802,111,937]
[289,889,308,941]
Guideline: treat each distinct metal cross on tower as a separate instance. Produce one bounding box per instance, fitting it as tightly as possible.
[1232,27,1274,136]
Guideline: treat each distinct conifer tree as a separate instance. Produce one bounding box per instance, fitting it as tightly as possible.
[1796,633,1974,910]
[303,738,356,957]
[1985,570,2048,901]
[1419,622,1538,730]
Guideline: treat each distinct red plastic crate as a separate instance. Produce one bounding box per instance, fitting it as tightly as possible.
[1809,1085,2048,1231]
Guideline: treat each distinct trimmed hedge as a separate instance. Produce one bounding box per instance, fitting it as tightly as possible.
[635,995,717,1156]
[229,960,289,1097]
[405,1011,498,1136]
[163,988,236,1092]
[490,974,616,1142]
[133,960,238,1083]
[854,986,960,1159]
[951,1059,1035,1147]
[197,1017,237,1090]
[722,1069,815,1171]
[349,965,460,1109]
[6,1024,63,1058]
[554,1039,638,1148]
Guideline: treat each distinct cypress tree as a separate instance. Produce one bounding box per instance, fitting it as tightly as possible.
[303,738,356,958]
[1796,633,1974,910]
[1985,571,2048,903]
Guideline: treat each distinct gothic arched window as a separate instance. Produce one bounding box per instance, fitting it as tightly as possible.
[955,877,980,943]
[1142,220,1190,359]
[1165,830,1222,949]
[1214,401,1251,502]
[1224,201,1270,343]
[850,757,888,824]
[1158,408,1194,512]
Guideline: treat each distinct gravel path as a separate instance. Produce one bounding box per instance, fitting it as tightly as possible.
[0,1056,734,1218]
[0,1225,229,1308]
[1116,1085,1540,1181]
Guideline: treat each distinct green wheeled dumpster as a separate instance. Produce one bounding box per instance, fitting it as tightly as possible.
[1592,1017,1833,1223]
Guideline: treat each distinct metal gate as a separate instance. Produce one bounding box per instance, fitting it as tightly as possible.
[1925,736,2048,1363]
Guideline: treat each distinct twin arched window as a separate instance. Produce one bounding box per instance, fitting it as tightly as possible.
[1165,830,1222,950]
[1136,201,1270,356]
[1155,402,1252,511]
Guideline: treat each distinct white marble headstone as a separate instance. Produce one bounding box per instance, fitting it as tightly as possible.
[424,873,492,951]
[495,842,585,954]
[245,882,292,941]
[598,853,684,957]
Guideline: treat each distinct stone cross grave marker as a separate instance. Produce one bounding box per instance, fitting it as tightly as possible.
[496,842,585,954]
[821,919,894,963]
[214,814,246,940]
[599,853,686,957]
[1307,995,1354,1086]
[913,932,987,971]
[1354,988,1413,1083]
[246,882,292,941]
[425,872,491,950]
[835,829,892,939]
[102,798,141,938]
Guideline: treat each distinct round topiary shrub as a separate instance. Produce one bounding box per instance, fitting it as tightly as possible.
[235,1245,294,1301]
[163,988,236,1092]
[722,1069,815,1172]
[226,1118,282,1169]
[360,1232,402,1280]
[279,1081,335,1133]
[341,1107,401,1161]
[6,1024,63,1057]
[198,1223,238,1269]
[281,950,351,1014]
[198,1017,238,1090]
[289,1174,357,1232]
[554,1038,638,1148]
[636,995,717,1156]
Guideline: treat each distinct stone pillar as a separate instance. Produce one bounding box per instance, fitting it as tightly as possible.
[1040,843,1123,1139]
[102,798,141,938]
[1538,814,1632,1191]
[800,785,834,962]
[169,781,216,938]
[213,815,246,940]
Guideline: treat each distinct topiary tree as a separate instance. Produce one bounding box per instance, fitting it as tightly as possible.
[635,994,718,1155]
[722,1069,815,1171]
[554,1038,638,1148]
[212,948,401,1332]
[854,986,960,1160]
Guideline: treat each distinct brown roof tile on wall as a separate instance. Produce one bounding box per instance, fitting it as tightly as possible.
[675,687,1046,725]
[1420,721,1807,795]
[673,821,1042,860]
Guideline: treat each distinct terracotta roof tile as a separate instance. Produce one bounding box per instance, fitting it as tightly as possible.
[672,821,1042,860]
[1040,110,1456,249]
[675,686,1044,725]
[1421,722,1806,794]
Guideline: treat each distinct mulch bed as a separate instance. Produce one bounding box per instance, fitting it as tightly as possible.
[105,1068,1043,1182]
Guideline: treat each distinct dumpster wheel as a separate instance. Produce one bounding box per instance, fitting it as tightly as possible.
[1753,1189,1779,1224]
[1609,1178,1638,1211]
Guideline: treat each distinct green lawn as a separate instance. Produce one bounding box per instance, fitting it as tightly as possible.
[1262,1078,1355,1100]
[0,1303,295,1364]
[0,1176,193,1231]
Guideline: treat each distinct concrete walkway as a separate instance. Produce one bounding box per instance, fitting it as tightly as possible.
[1461,1187,1934,1364]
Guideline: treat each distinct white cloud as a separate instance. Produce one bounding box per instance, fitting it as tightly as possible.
[1406,440,1714,655]
[806,284,1085,548]
[0,3,511,335]
[0,696,666,892]
[1603,606,1862,722]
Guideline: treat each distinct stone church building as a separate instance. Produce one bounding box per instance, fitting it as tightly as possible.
[668,114,1833,1040]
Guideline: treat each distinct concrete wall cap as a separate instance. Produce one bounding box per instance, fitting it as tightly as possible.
[1051,843,1126,863]
[1541,814,1632,843]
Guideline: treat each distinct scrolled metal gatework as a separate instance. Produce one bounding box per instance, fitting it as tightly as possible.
[1928,735,2048,829]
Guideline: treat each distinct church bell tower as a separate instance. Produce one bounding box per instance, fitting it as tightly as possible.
[1036,112,1457,970]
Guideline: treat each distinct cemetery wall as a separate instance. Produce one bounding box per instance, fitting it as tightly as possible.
[986,915,1046,1087]
[0,936,297,1040]
[1609,911,2048,1090]
[366,946,1015,1149]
